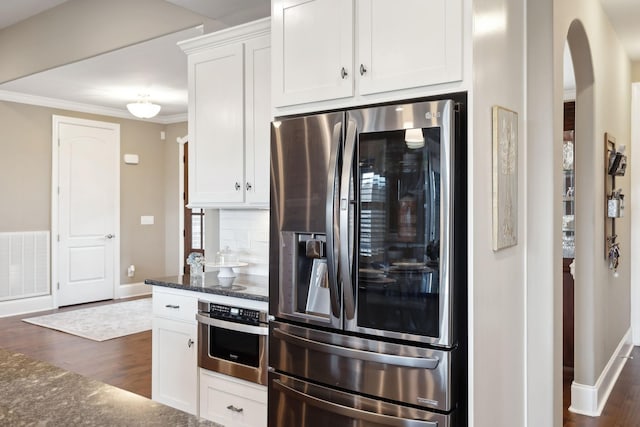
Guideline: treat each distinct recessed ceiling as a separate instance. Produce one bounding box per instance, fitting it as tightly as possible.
[0,26,203,122]
[0,0,68,30]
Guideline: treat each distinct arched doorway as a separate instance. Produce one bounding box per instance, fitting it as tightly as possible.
[564,18,597,415]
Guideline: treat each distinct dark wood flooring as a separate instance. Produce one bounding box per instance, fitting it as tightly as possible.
[563,347,640,426]
[0,297,151,398]
[2,298,640,425]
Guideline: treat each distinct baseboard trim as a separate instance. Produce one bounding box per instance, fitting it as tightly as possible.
[117,282,152,299]
[0,295,55,318]
[569,328,633,416]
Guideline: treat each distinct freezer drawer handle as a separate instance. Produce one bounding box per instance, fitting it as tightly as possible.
[272,379,437,427]
[272,328,439,369]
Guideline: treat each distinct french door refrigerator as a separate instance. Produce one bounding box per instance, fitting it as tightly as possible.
[269,96,467,427]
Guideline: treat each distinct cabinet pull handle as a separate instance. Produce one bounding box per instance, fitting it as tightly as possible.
[359,64,367,75]
[187,339,194,348]
[226,405,244,413]
[235,182,241,191]
[246,182,253,191]
[165,304,180,309]
[340,67,348,79]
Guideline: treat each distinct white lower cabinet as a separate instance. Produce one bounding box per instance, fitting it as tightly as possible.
[200,369,268,427]
[152,288,198,415]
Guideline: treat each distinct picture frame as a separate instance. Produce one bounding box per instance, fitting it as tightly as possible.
[492,106,518,251]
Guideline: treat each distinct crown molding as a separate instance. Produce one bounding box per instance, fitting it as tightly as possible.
[0,90,187,124]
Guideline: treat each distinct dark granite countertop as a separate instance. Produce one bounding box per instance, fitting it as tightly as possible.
[145,272,268,303]
[0,348,220,426]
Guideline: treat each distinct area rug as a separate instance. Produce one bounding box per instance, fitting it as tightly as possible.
[22,298,152,341]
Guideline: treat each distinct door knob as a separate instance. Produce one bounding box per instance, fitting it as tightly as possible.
[246,182,253,191]
[340,67,348,79]
[235,182,241,191]
[359,64,367,75]
[105,234,115,239]
[187,339,194,348]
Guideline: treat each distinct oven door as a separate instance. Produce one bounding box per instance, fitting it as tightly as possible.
[269,372,455,427]
[196,313,268,385]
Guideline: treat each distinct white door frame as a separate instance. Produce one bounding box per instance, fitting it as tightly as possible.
[51,115,120,308]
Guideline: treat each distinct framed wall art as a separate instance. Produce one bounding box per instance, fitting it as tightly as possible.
[492,105,518,251]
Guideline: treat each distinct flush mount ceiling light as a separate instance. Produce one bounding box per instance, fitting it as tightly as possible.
[126,95,161,119]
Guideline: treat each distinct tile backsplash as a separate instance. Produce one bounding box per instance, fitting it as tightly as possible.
[218,209,269,276]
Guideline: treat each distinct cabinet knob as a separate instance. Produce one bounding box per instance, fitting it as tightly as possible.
[246,182,253,191]
[105,234,115,239]
[235,182,241,191]
[226,405,244,413]
[340,67,348,79]
[359,64,367,75]
[187,339,194,348]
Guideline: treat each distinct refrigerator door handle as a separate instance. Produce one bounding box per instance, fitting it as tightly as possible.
[272,327,440,369]
[340,119,357,320]
[272,379,438,427]
[326,121,343,320]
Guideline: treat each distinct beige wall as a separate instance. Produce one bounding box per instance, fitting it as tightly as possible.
[163,122,187,276]
[633,61,640,82]
[0,0,223,84]
[555,0,632,388]
[0,100,179,287]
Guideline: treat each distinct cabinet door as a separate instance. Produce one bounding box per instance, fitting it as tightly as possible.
[189,44,245,206]
[357,0,463,95]
[152,317,198,415]
[272,0,354,107]
[245,35,271,206]
[200,370,267,427]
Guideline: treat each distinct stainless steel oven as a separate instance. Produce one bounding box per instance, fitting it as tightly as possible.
[196,300,268,385]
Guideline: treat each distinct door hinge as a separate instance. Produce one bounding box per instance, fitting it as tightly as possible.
[57,282,60,290]
[57,234,60,242]
[57,138,61,147]
[57,186,60,195]
[183,229,186,237]
[183,191,186,201]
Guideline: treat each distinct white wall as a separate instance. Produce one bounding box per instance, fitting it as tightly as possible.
[469,0,527,425]
[631,83,640,344]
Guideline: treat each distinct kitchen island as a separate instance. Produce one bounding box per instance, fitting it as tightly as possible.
[0,348,219,426]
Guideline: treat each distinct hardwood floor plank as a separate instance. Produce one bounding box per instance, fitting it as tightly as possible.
[0,297,151,398]
[564,347,640,426]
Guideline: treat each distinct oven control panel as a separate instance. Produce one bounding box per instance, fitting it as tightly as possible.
[206,303,266,325]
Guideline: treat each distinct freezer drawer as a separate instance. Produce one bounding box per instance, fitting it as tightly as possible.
[268,372,455,427]
[269,321,456,412]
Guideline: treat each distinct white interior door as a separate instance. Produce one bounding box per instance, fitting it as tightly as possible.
[54,116,119,307]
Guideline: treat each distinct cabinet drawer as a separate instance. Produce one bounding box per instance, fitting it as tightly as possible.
[200,370,267,427]
[153,291,197,323]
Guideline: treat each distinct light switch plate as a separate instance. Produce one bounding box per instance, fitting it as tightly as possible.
[141,215,154,225]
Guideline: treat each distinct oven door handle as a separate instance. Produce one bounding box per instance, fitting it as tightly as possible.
[272,327,439,369]
[272,379,437,427]
[196,313,269,336]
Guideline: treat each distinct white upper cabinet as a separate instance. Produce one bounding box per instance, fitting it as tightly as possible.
[272,0,463,109]
[272,0,354,106]
[180,19,271,209]
[244,35,271,206]
[357,0,462,95]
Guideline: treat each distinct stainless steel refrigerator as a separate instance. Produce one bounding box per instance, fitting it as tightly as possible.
[269,96,467,427]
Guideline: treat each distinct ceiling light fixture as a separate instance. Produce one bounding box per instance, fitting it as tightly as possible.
[126,95,161,119]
